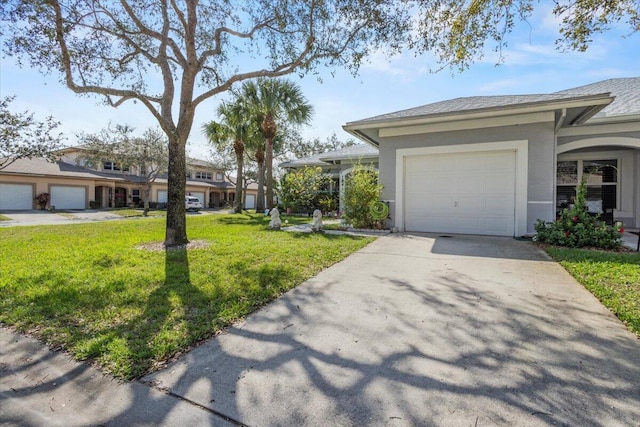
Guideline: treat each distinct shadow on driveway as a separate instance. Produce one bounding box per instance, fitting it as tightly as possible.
[143,233,640,426]
[2,233,639,426]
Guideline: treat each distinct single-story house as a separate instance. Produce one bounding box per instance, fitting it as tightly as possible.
[0,146,259,210]
[288,77,640,236]
[279,144,379,212]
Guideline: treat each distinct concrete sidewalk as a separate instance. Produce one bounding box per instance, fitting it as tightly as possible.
[0,328,235,426]
[2,234,640,426]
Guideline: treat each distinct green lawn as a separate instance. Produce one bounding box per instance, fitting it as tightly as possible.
[110,208,166,217]
[0,213,374,380]
[546,247,640,338]
[0,214,11,221]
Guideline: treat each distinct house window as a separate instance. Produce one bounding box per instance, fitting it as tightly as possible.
[132,189,141,204]
[556,159,618,213]
[195,171,212,180]
[103,161,129,172]
[215,172,224,181]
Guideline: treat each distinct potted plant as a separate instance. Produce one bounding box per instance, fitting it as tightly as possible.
[34,192,50,210]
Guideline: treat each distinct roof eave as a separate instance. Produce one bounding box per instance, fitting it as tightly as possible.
[584,112,640,125]
[344,93,614,132]
[317,154,379,162]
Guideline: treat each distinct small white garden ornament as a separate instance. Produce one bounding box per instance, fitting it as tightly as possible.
[269,207,282,230]
[311,209,323,232]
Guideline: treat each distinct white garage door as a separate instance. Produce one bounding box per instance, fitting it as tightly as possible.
[404,150,516,236]
[50,186,86,209]
[245,194,256,209]
[0,183,33,210]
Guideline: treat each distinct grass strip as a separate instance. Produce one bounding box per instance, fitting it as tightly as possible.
[0,213,373,379]
[546,247,640,338]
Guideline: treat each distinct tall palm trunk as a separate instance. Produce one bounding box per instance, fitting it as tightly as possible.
[265,136,274,209]
[255,146,266,213]
[233,139,244,213]
[263,113,277,210]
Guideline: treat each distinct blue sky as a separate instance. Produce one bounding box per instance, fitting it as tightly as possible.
[1,5,638,160]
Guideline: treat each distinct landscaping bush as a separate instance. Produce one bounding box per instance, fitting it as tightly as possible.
[279,166,328,213]
[343,164,382,228]
[535,178,623,249]
[34,192,49,209]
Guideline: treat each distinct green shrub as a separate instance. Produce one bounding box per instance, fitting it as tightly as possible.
[534,178,623,249]
[279,166,328,213]
[343,164,382,228]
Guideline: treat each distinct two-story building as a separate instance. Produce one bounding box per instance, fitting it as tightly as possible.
[0,146,258,210]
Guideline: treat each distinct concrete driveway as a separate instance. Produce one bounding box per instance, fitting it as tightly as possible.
[0,209,218,227]
[2,234,639,426]
[144,234,640,426]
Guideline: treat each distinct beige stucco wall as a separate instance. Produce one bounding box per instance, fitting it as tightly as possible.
[0,175,102,209]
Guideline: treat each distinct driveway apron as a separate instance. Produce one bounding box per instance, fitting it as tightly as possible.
[145,234,640,426]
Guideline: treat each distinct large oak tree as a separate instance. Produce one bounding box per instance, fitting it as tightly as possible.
[0,96,64,170]
[2,0,636,245]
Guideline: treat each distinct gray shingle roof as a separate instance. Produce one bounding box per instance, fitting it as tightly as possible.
[348,93,597,125]
[1,157,131,181]
[347,77,639,126]
[555,77,640,118]
[280,144,379,168]
[1,157,235,190]
[318,144,379,161]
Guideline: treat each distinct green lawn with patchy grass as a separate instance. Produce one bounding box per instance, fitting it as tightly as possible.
[110,208,167,217]
[546,247,640,338]
[0,213,373,380]
[0,214,11,221]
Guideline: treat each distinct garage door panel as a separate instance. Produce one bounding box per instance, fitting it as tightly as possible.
[0,183,33,210]
[245,194,256,209]
[51,186,86,209]
[458,196,486,210]
[405,150,516,236]
[459,175,485,193]
[458,216,481,232]
[486,218,512,234]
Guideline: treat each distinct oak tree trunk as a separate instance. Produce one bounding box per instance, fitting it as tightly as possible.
[164,134,187,246]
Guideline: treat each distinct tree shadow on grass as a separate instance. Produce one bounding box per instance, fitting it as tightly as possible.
[213,214,268,226]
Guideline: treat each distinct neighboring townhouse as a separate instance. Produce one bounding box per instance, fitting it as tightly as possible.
[0,146,258,210]
[279,144,379,212]
[284,77,639,236]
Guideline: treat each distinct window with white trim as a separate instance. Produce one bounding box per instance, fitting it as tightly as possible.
[103,161,129,172]
[195,171,212,180]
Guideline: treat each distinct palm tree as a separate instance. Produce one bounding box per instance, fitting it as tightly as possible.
[241,78,313,209]
[203,100,249,213]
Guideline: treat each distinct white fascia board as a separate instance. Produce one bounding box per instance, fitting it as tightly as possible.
[585,113,640,125]
[557,121,640,137]
[380,111,554,138]
[344,95,612,132]
[341,127,380,147]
